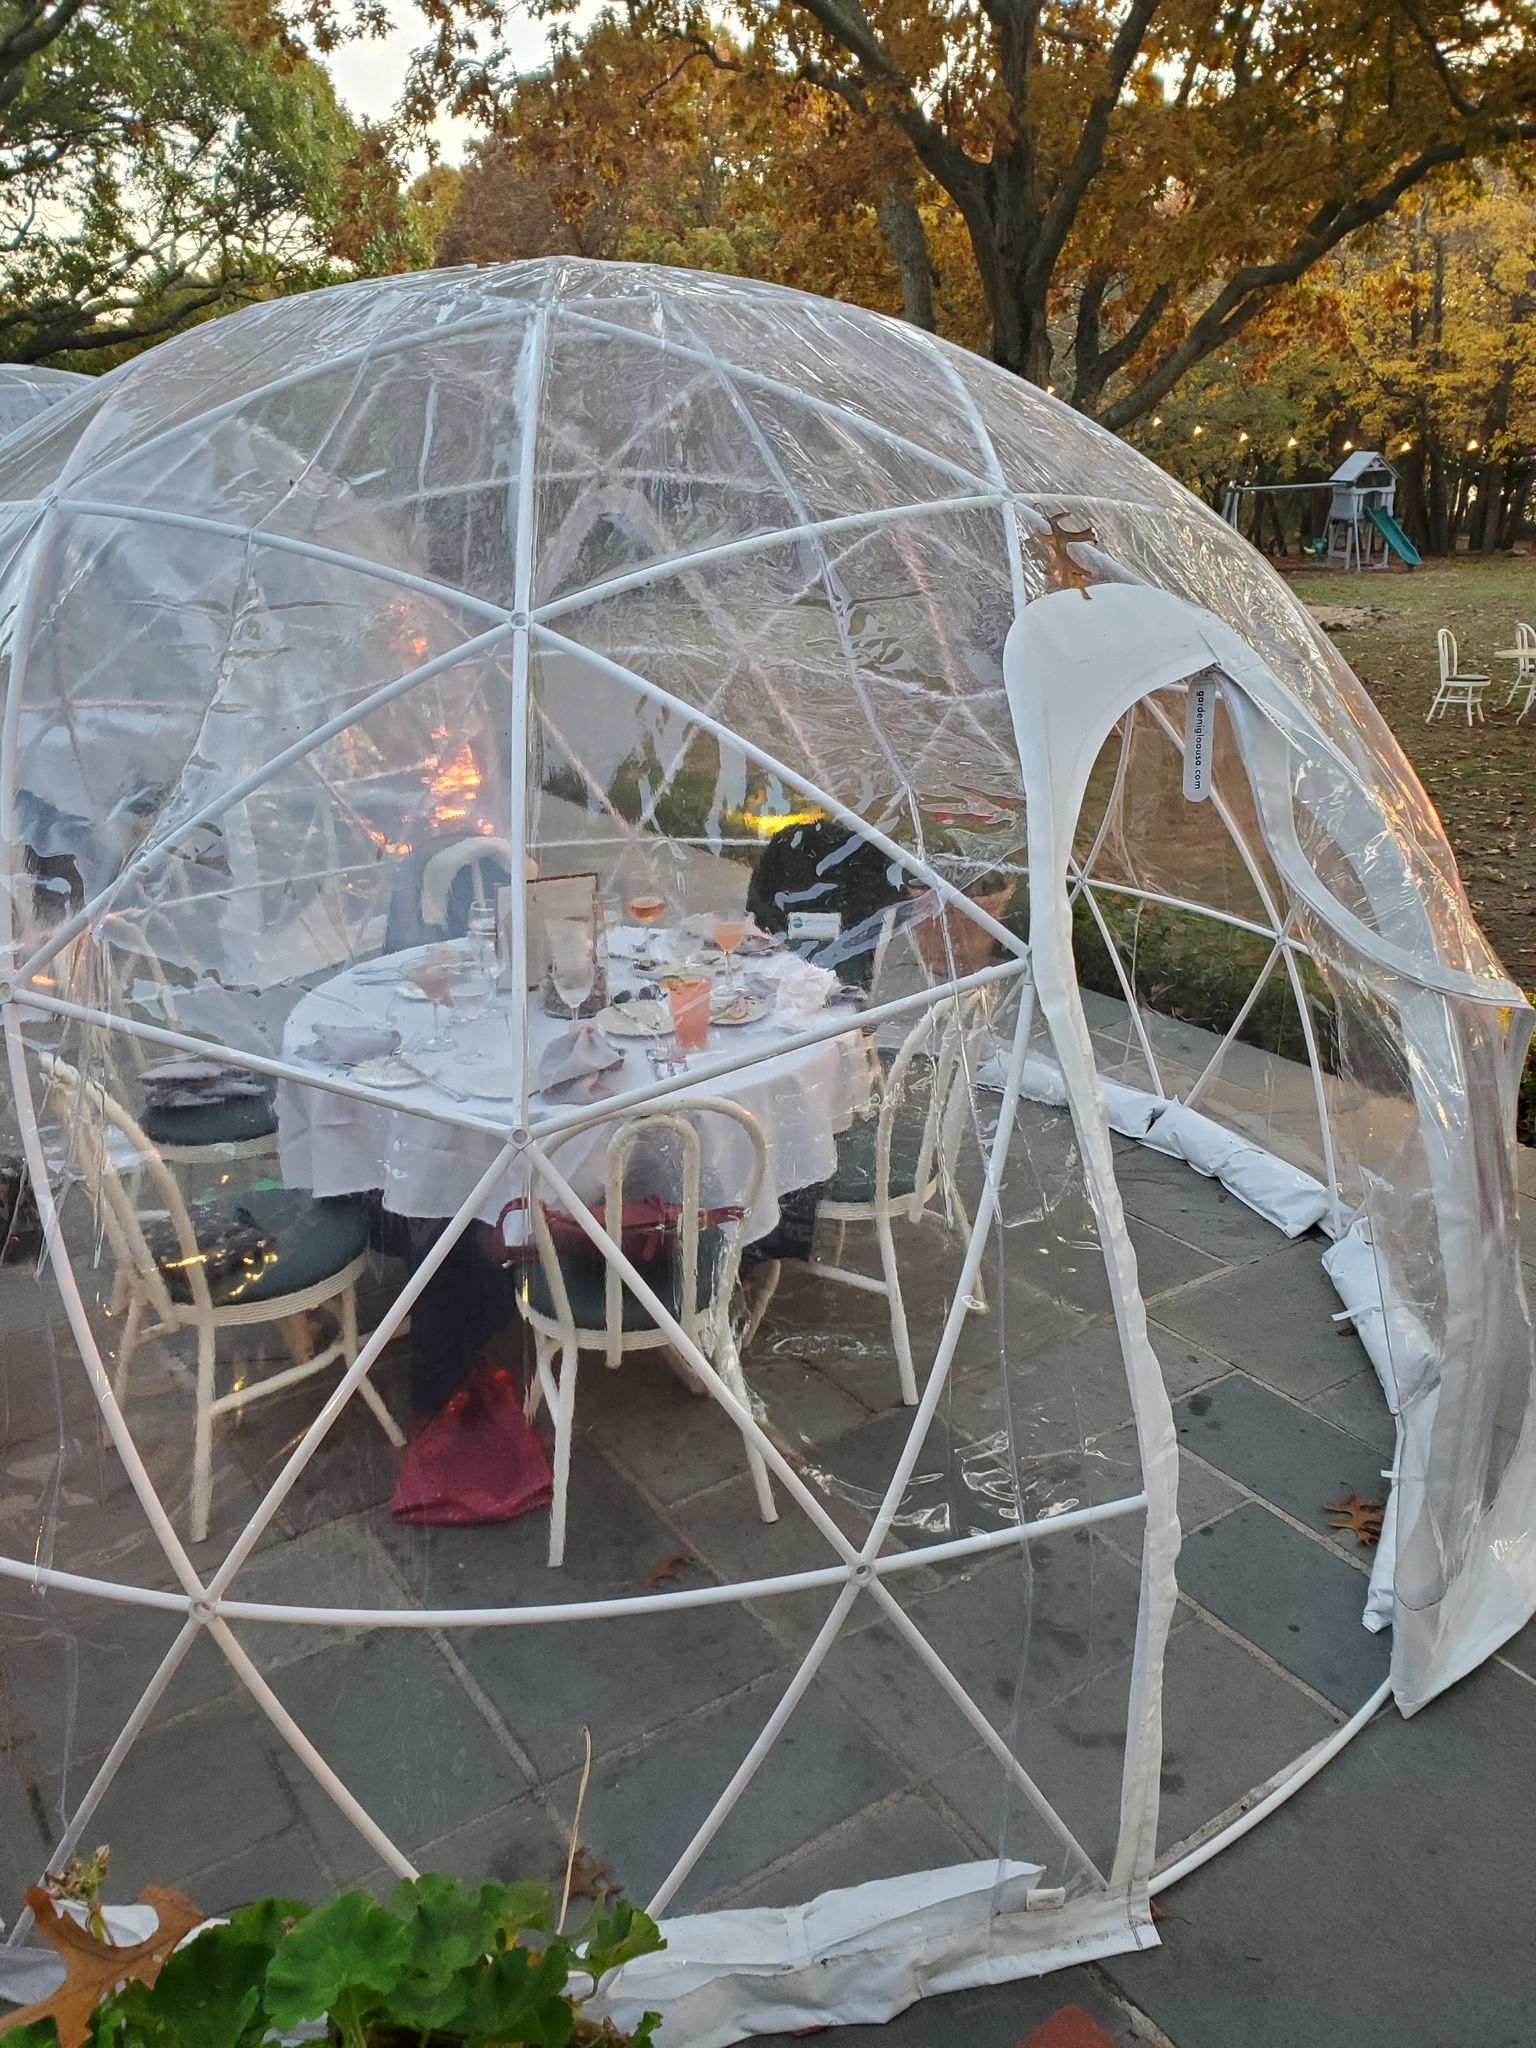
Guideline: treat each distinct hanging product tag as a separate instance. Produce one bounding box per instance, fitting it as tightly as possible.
[1182,678,1219,802]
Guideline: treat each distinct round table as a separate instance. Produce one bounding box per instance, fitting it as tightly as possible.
[276,935,872,1244]
[1493,649,1536,718]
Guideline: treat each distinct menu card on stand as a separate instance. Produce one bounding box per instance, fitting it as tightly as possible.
[498,873,603,998]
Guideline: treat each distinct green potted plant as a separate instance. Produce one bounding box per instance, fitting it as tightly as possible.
[1,1866,663,2048]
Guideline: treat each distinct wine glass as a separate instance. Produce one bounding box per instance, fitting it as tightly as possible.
[547,917,596,1030]
[626,888,667,970]
[713,913,749,994]
[410,963,456,1051]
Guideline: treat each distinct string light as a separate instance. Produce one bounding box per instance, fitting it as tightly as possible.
[1399,441,1413,453]
[1286,435,1299,448]
[1238,430,1249,442]
[1192,423,1204,436]
[1150,414,1163,426]
[1342,439,1354,452]
[1467,437,1480,452]
[1046,383,1056,395]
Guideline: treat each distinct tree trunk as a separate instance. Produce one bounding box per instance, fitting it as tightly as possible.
[874,177,936,331]
[958,159,1053,384]
[1471,359,1515,553]
[1497,463,1534,549]
[1399,443,1431,554]
[1425,440,1452,556]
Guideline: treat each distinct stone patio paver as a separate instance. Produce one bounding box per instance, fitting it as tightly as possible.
[1175,1503,1388,1710]
[1171,1373,1389,1555]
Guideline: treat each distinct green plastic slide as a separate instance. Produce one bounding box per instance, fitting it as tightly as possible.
[1368,506,1421,566]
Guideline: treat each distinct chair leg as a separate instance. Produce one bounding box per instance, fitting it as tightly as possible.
[525,1333,558,1423]
[277,1311,317,1367]
[112,1291,146,1404]
[342,1285,405,1448]
[875,1197,919,1406]
[719,1332,777,1525]
[546,1345,579,1568]
[738,1258,782,1349]
[191,1324,216,1544]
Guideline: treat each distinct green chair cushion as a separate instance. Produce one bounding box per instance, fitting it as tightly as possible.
[141,1092,277,1151]
[159,1186,370,1309]
[523,1225,729,1333]
[821,1114,929,1206]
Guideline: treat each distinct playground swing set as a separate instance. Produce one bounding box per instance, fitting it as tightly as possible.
[1222,450,1421,570]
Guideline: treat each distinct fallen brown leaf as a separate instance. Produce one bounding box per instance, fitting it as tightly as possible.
[1322,1490,1385,1547]
[563,1846,614,1901]
[0,1885,204,2048]
[646,1550,694,1587]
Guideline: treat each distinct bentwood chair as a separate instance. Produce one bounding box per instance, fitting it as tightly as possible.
[519,1100,776,1567]
[813,989,991,1406]
[1502,621,1536,720]
[1427,629,1489,724]
[41,1055,403,1541]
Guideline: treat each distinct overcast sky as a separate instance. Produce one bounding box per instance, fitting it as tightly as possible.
[324,6,577,163]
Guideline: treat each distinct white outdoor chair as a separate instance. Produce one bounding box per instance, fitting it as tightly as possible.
[812,988,990,1406]
[520,1099,776,1567]
[1428,629,1489,724]
[100,920,279,1167]
[386,834,523,951]
[1502,621,1536,720]
[40,1054,403,1542]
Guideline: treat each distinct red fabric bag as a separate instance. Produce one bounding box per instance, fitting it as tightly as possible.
[389,1364,553,1526]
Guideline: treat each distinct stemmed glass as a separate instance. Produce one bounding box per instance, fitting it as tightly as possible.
[626,888,667,971]
[713,913,749,995]
[410,963,456,1050]
[547,917,596,1031]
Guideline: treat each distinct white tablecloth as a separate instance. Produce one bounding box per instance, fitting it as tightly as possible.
[277,937,871,1244]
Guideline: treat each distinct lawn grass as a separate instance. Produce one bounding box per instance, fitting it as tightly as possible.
[1276,554,1536,991]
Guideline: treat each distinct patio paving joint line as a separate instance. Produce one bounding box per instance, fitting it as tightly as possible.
[1173,1442,1379,1579]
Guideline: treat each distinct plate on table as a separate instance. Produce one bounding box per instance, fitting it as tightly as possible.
[598,998,672,1038]
[647,960,717,985]
[709,991,767,1026]
[350,1055,420,1091]
[459,1058,522,1099]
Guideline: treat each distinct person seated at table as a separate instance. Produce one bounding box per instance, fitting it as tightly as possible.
[372,1205,522,1418]
[384,831,535,952]
[744,816,905,989]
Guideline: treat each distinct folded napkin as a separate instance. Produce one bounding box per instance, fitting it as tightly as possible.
[300,1022,401,1066]
[537,1021,625,1103]
[765,956,839,1023]
[141,1056,271,1109]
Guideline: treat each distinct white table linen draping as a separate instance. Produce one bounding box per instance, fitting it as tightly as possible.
[277,939,871,1244]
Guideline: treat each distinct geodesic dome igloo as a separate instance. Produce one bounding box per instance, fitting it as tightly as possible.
[0,363,91,444]
[1,259,1533,2040]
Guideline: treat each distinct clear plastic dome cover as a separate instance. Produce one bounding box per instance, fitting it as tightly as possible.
[0,363,90,444]
[1,260,1532,2036]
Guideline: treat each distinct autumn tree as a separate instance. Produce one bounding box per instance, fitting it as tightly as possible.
[0,0,481,363]
[418,1,1536,426]
[1324,183,1536,552]
[434,11,987,340]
